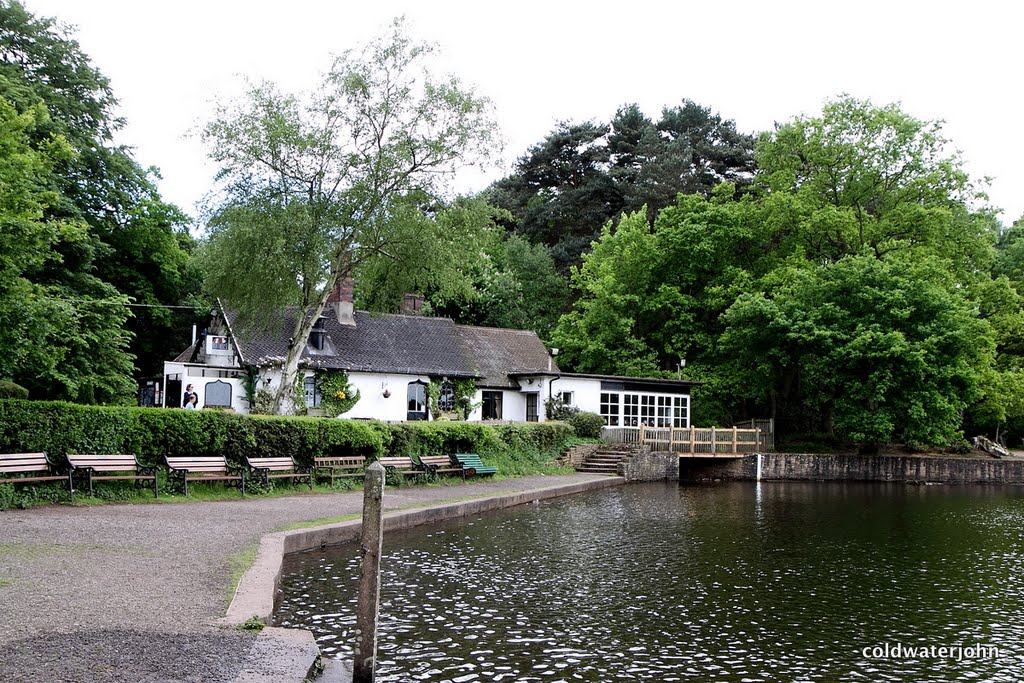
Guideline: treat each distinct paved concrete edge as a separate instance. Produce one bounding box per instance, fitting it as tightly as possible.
[223,476,624,626]
[231,626,321,683]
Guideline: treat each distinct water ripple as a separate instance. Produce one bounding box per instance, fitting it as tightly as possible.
[277,481,1024,682]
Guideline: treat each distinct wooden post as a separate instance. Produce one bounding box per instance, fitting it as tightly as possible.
[353,461,385,683]
[689,427,695,454]
[640,424,646,446]
[732,427,738,455]
[711,427,717,456]
[669,426,676,453]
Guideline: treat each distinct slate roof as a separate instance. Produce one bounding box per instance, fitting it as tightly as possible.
[217,308,556,387]
[456,324,559,388]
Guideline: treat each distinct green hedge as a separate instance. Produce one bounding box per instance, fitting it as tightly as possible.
[0,399,382,470]
[0,400,574,475]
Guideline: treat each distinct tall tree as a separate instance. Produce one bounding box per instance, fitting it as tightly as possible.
[0,96,136,402]
[200,19,500,414]
[489,100,756,269]
[553,97,1002,448]
[0,1,200,396]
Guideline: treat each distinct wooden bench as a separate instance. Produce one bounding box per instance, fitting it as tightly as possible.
[165,456,245,496]
[246,456,312,490]
[67,453,159,498]
[378,456,422,481]
[314,456,366,484]
[451,453,498,477]
[418,455,466,480]
[0,452,71,495]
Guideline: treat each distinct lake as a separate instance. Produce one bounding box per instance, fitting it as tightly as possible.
[276,481,1024,682]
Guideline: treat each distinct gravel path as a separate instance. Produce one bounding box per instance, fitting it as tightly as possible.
[0,473,612,682]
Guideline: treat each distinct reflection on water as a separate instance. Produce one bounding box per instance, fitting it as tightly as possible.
[276,482,1024,682]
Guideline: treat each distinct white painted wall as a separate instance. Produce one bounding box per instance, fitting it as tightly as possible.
[546,376,603,414]
[345,372,426,422]
[161,362,247,412]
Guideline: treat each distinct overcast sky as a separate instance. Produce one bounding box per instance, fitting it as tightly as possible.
[22,0,1024,228]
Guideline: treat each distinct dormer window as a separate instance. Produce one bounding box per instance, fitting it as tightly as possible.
[309,318,327,351]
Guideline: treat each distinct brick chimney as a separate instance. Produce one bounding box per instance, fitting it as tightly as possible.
[327,277,355,327]
[400,293,425,315]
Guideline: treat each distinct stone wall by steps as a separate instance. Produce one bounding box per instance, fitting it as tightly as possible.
[620,447,679,482]
[559,442,601,468]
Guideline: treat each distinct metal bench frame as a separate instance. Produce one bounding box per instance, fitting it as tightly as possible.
[418,455,466,480]
[165,455,246,496]
[0,452,71,496]
[246,456,313,490]
[314,456,366,484]
[67,453,159,498]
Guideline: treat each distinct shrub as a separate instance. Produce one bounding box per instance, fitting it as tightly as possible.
[0,399,383,471]
[544,397,578,421]
[0,381,28,400]
[567,411,604,439]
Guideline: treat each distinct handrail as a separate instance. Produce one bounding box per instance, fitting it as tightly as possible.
[600,426,761,455]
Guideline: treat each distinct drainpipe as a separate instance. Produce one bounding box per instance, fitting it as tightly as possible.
[548,374,561,400]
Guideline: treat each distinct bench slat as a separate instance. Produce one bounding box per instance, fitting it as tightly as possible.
[0,462,52,473]
[0,453,50,474]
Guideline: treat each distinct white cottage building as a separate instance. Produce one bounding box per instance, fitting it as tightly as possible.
[162,294,697,426]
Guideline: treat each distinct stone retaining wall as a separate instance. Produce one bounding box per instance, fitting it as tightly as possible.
[559,442,601,468]
[621,446,679,482]
[679,452,1024,485]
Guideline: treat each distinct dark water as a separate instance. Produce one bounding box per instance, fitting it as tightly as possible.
[276,482,1024,682]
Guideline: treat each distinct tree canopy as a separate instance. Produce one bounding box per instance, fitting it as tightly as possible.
[487,101,756,269]
[200,18,500,413]
[552,96,1009,450]
[0,1,199,401]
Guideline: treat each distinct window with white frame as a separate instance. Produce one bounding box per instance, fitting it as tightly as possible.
[600,392,620,426]
[640,395,656,426]
[657,396,673,428]
[304,376,321,408]
[407,382,427,421]
[559,391,574,405]
[482,391,503,420]
[673,396,689,428]
[437,381,455,413]
[623,394,639,426]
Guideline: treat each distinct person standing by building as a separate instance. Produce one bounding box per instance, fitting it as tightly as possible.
[183,383,198,409]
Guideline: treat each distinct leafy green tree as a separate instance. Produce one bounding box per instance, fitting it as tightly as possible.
[721,256,992,451]
[553,96,1002,447]
[489,100,756,269]
[0,96,135,402]
[0,1,200,393]
[200,19,500,414]
[995,215,1024,285]
[417,230,569,338]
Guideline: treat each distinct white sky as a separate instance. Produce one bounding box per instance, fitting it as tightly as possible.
[22,0,1024,228]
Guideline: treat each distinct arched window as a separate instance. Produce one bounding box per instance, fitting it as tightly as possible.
[437,381,455,413]
[407,381,427,421]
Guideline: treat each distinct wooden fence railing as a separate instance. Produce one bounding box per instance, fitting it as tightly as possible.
[733,418,774,452]
[601,426,761,456]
